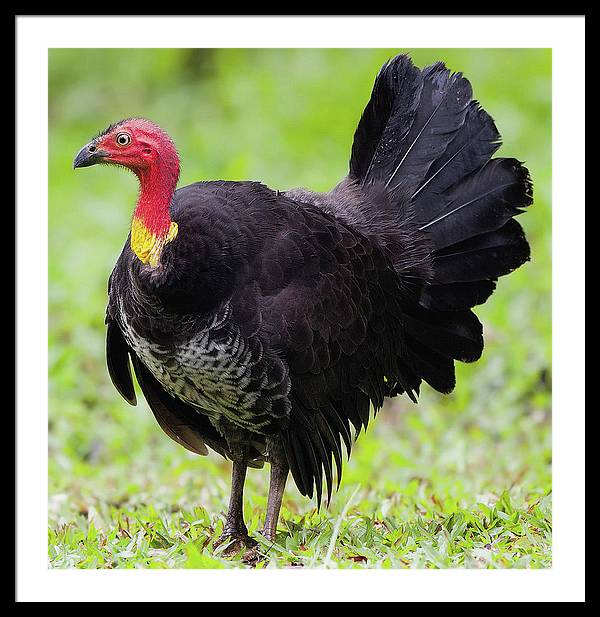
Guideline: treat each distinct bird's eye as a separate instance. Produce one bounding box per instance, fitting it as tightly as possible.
[116,132,131,146]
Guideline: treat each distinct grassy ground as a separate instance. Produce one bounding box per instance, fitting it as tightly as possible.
[48,48,552,568]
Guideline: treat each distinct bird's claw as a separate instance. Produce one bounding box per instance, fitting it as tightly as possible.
[241,545,263,565]
[213,529,257,557]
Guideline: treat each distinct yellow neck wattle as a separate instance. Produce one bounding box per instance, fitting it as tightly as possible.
[130,217,178,267]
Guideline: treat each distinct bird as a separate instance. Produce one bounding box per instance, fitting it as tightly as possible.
[73,54,532,551]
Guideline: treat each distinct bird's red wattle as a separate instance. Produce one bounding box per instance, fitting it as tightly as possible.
[131,151,179,237]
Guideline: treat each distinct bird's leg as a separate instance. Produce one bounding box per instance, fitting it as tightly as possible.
[223,459,248,537]
[261,442,289,543]
[214,459,255,552]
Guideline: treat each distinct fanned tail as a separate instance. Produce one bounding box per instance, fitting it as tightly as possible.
[349,54,533,395]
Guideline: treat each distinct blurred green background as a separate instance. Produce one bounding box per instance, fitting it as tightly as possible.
[48,49,551,568]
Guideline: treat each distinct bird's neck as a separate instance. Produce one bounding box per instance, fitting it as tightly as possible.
[131,164,179,267]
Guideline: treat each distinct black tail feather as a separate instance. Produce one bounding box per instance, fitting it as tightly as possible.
[403,303,484,363]
[350,55,422,185]
[412,100,501,203]
[432,219,531,285]
[350,56,474,204]
[349,53,533,398]
[384,62,473,200]
[419,280,497,312]
[417,158,533,250]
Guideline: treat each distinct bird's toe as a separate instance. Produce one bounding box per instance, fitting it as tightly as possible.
[213,530,257,557]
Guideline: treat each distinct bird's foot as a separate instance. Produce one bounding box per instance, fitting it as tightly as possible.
[239,528,279,565]
[213,528,257,557]
[239,545,262,565]
[213,525,280,563]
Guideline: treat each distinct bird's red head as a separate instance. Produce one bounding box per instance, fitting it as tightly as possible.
[73,118,180,180]
[74,118,181,266]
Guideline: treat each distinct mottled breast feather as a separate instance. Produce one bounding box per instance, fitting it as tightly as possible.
[117,295,291,435]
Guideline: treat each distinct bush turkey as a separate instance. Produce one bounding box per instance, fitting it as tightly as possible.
[73,54,532,549]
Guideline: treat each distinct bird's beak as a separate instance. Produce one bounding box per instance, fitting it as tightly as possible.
[73,142,109,169]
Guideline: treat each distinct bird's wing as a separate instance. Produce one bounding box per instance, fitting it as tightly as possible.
[106,312,226,458]
[106,317,137,406]
[105,261,245,462]
[130,354,242,462]
[257,203,421,505]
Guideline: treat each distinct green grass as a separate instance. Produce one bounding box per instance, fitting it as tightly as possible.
[48,48,552,569]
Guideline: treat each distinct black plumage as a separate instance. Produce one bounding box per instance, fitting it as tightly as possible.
[80,54,532,544]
